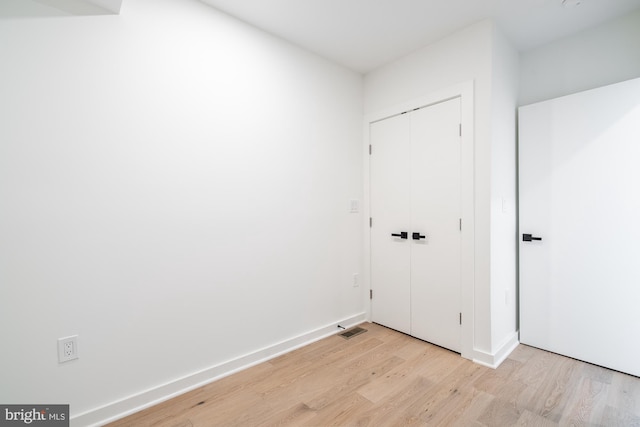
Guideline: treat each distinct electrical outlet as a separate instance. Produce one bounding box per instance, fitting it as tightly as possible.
[353,273,359,287]
[350,199,359,213]
[58,335,78,363]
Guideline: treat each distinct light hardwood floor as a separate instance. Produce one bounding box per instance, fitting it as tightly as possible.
[107,323,640,426]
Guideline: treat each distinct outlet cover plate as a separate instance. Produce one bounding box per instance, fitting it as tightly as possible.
[58,335,78,363]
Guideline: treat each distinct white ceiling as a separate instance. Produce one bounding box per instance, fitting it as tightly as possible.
[200,0,640,73]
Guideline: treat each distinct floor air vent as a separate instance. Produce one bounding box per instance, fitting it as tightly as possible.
[339,326,367,339]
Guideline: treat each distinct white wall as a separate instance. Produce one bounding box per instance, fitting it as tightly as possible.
[0,0,363,423]
[519,8,640,106]
[8,1,636,422]
[364,20,518,364]
[489,28,519,354]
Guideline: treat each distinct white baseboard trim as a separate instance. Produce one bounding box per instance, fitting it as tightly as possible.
[472,332,520,369]
[72,312,367,427]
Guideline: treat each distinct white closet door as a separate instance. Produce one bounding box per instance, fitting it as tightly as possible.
[410,98,461,352]
[370,113,412,334]
[370,98,461,352]
[519,77,640,377]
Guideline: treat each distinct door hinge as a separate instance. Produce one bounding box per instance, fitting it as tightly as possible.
[459,218,462,231]
[459,124,462,137]
[370,289,373,300]
[459,312,462,325]
[369,144,372,155]
[369,217,373,228]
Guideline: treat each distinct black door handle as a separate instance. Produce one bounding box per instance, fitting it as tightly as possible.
[523,233,542,242]
[391,232,408,239]
[412,232,426,240]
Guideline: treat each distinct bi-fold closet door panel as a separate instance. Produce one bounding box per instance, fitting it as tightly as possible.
[410,100,462,352]
[370,113,412,335]
[370,97,461,353]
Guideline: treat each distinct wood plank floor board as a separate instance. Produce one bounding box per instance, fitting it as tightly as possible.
[257,367,339,411]
[608,371,640,417]
[474,372,529,426]
[508,344,538,364]
[338,333,414,368]
[255,358,340,399]
[254,338,382,395]
[391,335,436,360]
[385,361,484,426]
[525,356,578,422]
[305,337,385,368]
[412,346,468,385]
[472,359,527,397]
[254,403,316,427]
[356,376,437,427]
[514,409,558,426]
[511,347,561,390]
[445,390,495,427]
[270,336,348,366]
[558,377,608,426]
[601,405,640,427]
[305,392,373,427]
[107,322,640,427]
[303,356,404,411]
[476,395,526,427]
[355,346,441,404]
[417,383,486,426]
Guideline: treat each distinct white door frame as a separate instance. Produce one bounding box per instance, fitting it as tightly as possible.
[363,81,475,361]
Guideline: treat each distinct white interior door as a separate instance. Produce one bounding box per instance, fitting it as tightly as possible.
[370,113,411,334]
[519,77,640,377]
[410,99,461,352]
[370,98,461,352]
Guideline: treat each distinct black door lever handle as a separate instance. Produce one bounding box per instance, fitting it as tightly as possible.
[391,232,408,239]
[523,233,542,242]
[412,232,426,240]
